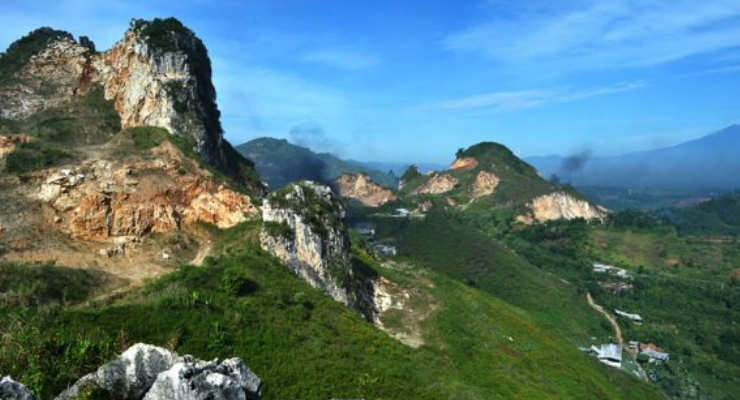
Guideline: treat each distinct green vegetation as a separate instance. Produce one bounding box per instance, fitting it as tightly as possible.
[493,209,740,400]
[236,137,399,190]
[2,87,120,174]
[5,141,72,174]
[0,27,72,83]
[0,221,664,400]
[668,192,740,236]
[578,187,726,212]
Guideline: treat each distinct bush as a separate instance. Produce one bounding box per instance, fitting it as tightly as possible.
[4,141,72,174]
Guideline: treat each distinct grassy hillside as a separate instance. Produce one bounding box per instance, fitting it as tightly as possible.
[0,220,665,400]
[236,137,398,190]
[487,212,740,400]
[666,192,740,236]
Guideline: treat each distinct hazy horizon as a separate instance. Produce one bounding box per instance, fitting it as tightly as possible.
[3,0,740,163]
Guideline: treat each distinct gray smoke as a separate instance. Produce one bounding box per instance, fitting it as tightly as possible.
[289,123,343,155]
[561,149,592,174]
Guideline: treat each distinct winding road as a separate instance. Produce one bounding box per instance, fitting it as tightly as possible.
[586,292,623,345]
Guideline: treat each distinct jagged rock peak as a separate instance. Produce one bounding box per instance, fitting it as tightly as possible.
[260,182,353,304]
[0,18,259,187]
[98,18,225,166]
[260,181,376,318]
[55,343,262,400]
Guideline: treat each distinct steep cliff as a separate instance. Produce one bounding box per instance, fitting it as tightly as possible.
[260,181,377,318]
[333,173,397,207]
[260,182,355,306]
[0,19,261,188]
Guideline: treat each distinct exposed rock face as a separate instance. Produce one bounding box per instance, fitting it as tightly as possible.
[0,135,30,159]
[0,37,89,120]
[416,173,458,195]
[56,344,262,400]
[260,182,355,306]
[450,157,478,171]
[334,173,396,207]
[470,171,499,198]
[523,192,608,223]
[0,19,233,168]
[94,19,225,166]
[0,376,36,400]
[36,142,257,241]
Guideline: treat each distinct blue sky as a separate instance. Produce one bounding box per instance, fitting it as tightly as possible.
[2,0,740,164]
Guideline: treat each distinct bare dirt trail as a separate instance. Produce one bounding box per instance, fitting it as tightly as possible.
[191,241,212,266]
[586,292,623,345]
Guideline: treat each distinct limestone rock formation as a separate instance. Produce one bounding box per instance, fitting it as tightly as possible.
[56,344,262,400]
[416,173,458,195]
[333,173,396,207]
[260,182,355,306]
[521,192,608,223]
[450,157,478,171]
[0,376,36,400]
[36,142,257,241]
[469,171,499,198]
[0,19,254,175]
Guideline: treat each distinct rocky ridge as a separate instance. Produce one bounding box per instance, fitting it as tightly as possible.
[333,173,397,207]
[0,19,245,173]
[260,182,358,308]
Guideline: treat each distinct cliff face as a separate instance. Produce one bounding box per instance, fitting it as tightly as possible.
[260,182,355,306]
[334,173,397,207]
[520,192,608,223]
[260,181,377,319]
[0,19,242,173]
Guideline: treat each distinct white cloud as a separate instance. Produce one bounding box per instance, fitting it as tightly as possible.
[444,0,740,73]
[428,82,645,113]
[302,50,380,70]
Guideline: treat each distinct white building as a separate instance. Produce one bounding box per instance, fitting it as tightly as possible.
[615,309,643,325]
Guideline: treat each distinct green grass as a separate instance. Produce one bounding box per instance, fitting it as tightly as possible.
[0,221,666,400]
[499,214,740,400]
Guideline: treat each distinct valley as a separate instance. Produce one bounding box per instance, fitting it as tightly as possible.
[1,14,739,400]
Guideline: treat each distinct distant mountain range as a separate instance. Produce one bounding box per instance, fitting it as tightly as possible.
[527,125,740,189]
[236,137,400,189]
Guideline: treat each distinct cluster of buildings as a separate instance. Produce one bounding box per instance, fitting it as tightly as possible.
[629,341,670,364]
[352,222,398,258]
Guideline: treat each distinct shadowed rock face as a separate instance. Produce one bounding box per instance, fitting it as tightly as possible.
[333,173,396,207]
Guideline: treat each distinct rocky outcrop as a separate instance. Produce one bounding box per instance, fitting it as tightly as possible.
[260,182,355,306]
[0,36,89,120]
[0,135,30,159]
[333,173,396,207]
[416,173,458,195]
[0,376,36,400]
[36,142,257,241]
[55,343,262,400]
[0,19,241,170]
[469,171,499,198]
[520,192,608,223]
[450,157,478,171]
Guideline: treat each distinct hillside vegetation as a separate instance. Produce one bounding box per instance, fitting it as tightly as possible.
[237,137,398,189]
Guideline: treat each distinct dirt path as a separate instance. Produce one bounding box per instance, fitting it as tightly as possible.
[586,292,623,345]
